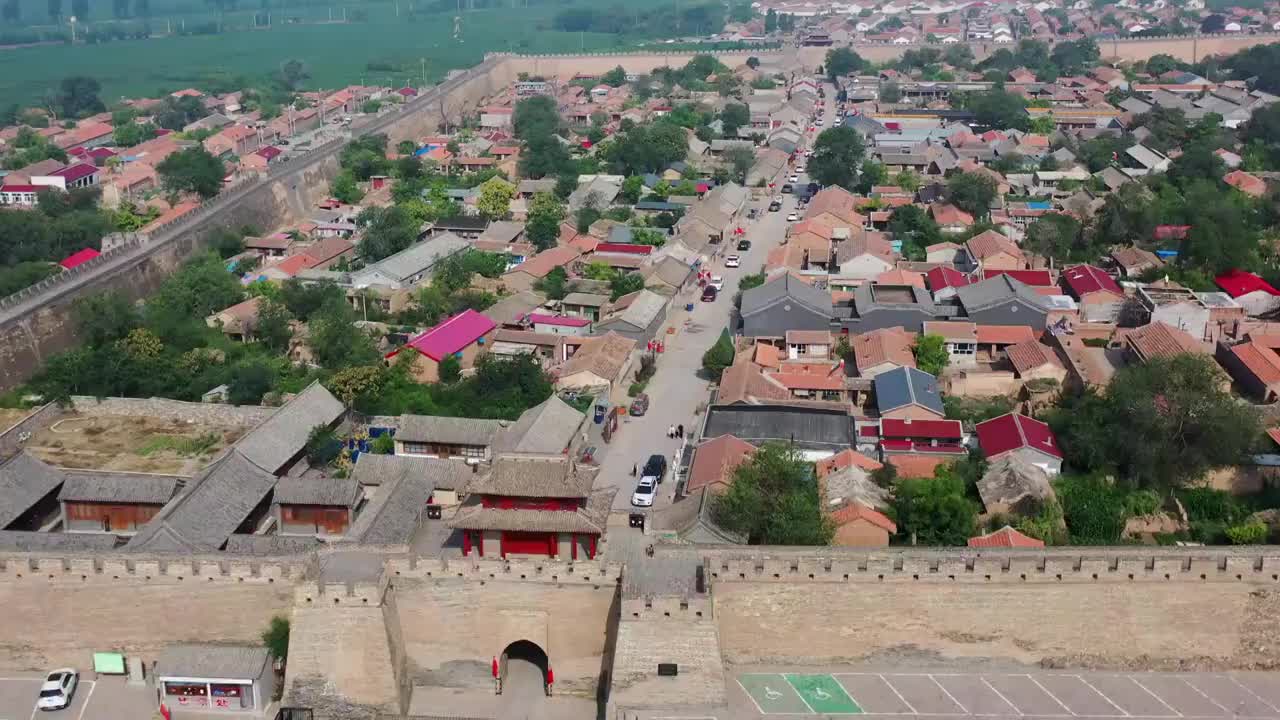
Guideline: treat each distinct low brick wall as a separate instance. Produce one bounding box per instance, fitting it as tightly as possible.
[69,395,276,426]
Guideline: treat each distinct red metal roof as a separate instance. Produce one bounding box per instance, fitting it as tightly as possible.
[59,247,101,269]
[981,269,1053,287]
[926,266,972,291]
[968,525,1045,548]
[1,184,42,193]
[51,163,99,183]
[1215,269,1280,298]
[975,412,1062,460]
[256,146,283,160]
[399,309,496,361]
[595,243,654,255]
[880,418,963,440]
[1061,264,1122,298]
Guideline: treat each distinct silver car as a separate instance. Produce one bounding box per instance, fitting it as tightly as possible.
[37,669,78,711]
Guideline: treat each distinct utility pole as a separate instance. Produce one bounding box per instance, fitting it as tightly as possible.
[421,57,426,88]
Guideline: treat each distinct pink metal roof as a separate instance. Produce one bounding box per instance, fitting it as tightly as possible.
[975,412,1062,460]
[51,163,99,183]
[528,313,591,328]
[926,266,971,291]
[401,309,496,361]
[595,242,654,255]
[1,184,42,193]
[59,248,101,269]
[981,268,1054,287]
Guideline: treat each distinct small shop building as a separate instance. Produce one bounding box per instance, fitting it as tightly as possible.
[156,644,275,714]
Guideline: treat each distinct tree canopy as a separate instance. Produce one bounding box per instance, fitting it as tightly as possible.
[807,126,865,190]
[156,147,225,199]
[714,442,834,545]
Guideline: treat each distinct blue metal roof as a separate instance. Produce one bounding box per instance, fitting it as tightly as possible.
[874,367,944,416]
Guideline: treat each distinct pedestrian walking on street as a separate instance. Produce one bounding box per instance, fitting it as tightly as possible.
[632,463,637,477]
[677,424,684,439]
[668,424,676,439]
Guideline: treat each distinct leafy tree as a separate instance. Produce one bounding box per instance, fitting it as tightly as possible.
[1048,355,1262,490]
[308,298,381,370]
[304,425,343,467]
[438,354,462,383]
[526,192,565,252]
[610,272,644,301]
[603,121,689,175]
[277,59,310,91]
[618,175,645,205]
[714,442,834,545]
[601,65,627,87]
[913,334,949,376]
[764,8,776,32]
[702,329,735,380]
[339,134,390,180]
[56,76,106,119]
[356,205,417,262]
[1094,182,1157,246]
[887,204,941,259]
[1050,38,1099,75]
[112,121,155,148]
[280,279,343,321]
[150,252,243,319]
[825,47,864,82]
[946,172,998,218]
[1179,179,1258,273]
[254,298,292,353]
[228,361,276,405]
[514,94,561,140]
[894,469,979,546]
[808,126,865,190]
[533,266,569,300]
[156,147,225,199]
[724,147,755,184]
[1024,213,1084,262]
[1053,474,1129,545]
[153,96,208,131]
[326,365,385,407]
[244,616,292,676]
[476,176,515,220]
[961,89,1029,132]
[719,102,750,137]
[74,291,139,348]
[746,56,760,69]
[879,81,902,103]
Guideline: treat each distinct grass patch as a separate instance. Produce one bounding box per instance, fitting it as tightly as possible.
[137,432,221,457]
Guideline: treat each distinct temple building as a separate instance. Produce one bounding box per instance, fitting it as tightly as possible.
[448,454,614,559]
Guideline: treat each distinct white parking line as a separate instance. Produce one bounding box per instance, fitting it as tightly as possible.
[981,676,1023,716]
[1180,678,1230,715]
[1128,676,1182,717]
[1230,676,1280,714]
[882,672,919,714]
[1077,676,1130,717]
[931,674,969,714]
[1030,675,1078,716]
[75,681,94,720]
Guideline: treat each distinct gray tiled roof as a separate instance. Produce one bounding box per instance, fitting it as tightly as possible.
[125,450,277,553]
[223,534,320,555]
[353,232,470,284]
[464,454,595,498]
[955,275,1050,313]
[155,644,270,681]
[873,367,944,416]
[0,530,118,552]
[483,289,546,326]
[702,405,854,451]
[237,382,345,474]
[273,476,361,507]
[562,292,610,308]
[396,415,505,445]
[0,452,65,529]
[606,289,668,332]
[58,471,180,505]
[741,273,833,318]
[493,396,585,455]
[343,471,435,546]
[349,453,474,490]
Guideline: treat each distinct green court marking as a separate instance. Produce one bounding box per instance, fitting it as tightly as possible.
[739,674,813,714]
[785,674,862,714]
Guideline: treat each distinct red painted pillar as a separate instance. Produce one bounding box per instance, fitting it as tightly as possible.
[477,531,484,558]
[500,532,506,559]
[588,535,597,559]
[549,533,557,557]
[462,530,472,556]
[571,534,578,560]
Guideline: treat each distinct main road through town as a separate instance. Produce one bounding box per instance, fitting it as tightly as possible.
[593,121,826,559]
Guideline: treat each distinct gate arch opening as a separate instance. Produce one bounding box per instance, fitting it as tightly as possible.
[501,639,549,685]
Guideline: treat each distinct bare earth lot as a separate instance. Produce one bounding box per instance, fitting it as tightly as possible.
[0,407,30,430]
[25,414,246,475]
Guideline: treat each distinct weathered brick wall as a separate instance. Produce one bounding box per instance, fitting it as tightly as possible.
[68,395,277,426]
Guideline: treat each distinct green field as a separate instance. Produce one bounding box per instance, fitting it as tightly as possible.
[0,0,689,105]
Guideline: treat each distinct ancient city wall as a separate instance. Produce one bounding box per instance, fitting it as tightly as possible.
[0,551,308,671]
[67,394,278,425]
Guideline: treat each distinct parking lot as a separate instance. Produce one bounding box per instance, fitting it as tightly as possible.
[733,671,1280,718]
[0,675,155,720]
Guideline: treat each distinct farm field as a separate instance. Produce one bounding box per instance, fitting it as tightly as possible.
[0,0,686,104]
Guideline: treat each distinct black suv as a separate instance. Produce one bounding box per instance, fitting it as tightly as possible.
[642,454,668,483]
[737,239,751,251]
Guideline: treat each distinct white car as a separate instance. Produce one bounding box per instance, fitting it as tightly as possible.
[710,275,725,291]
[631,477,657,507]
[725,255,741,268]
[37,669,78,711]
[786,212,799,222]
[796,165,806,172]
[789,175,799,183]
[805,149,814,156]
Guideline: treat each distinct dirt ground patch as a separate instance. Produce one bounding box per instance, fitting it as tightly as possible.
[25,413,246,475]
[0,407,32,430]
